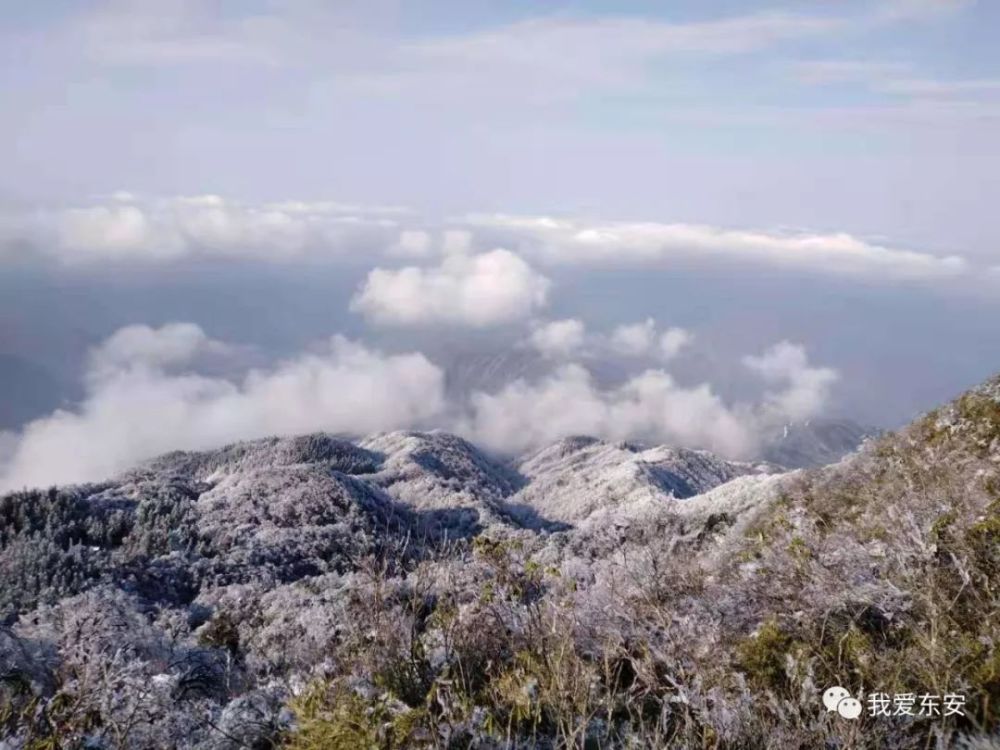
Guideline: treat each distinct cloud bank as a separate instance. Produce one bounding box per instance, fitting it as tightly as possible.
[0,328,446,490]
[463,364,756,457]
[3,195,412,265]
[462,338,835,456]
[0,195,983,292]
[0,323,840,490]
[465,214,968,282]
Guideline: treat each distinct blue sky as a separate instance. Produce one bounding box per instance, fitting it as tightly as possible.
[2,0,998,255]
[0,0,998,486]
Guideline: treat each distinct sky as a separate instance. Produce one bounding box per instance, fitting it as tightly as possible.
[1,0,998,489]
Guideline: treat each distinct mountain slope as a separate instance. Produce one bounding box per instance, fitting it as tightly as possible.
[511,435,780,524]
[1,376,998,749]
[358,430,526,531]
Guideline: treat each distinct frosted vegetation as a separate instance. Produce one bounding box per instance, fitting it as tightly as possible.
[1,378,998,748]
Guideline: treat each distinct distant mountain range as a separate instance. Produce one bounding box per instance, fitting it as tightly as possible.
[759,417,877,468]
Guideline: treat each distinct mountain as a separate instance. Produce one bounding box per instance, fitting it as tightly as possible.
[511,435,780,524]
[358,430,526,531]
[440,347,550,400]
[760,417,877,468]
[1,377,999,748]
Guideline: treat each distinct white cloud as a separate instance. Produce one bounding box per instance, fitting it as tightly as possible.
[5,195,410,264]
[465,339,838,456]
[400,13,843,102]
[70,0,282,66]
[389,230,433,259]
[792,60,914,86]
[88,323,231,381]
[744,341,839,422]
[58,204,178,260]
[463,364,756,458]
[659,327,694,360]
[263,200,412,217]
[465,214,969,282]
[527,319,587,358]
[877,77,1000,98]
[609,318,692,361]
[351,248,551,327]
[876,0,973,22]
[526,317,693,363]
[610,318,657,356]
[0,326,446,491]
[441,230,473,256]
[1,197,985,289]
[792,59,1000,101]
[54,1,953,85]
[63,2,845,84]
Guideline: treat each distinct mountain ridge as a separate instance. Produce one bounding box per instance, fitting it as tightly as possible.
[1,375,997,748]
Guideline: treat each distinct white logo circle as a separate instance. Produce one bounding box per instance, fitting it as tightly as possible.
[823,686,850,712]
[837,697,862,719]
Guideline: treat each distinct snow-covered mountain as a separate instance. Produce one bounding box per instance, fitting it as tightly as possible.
[3,374,997,749]
[124,428,787,541]
[511,436,781,524]
[358,430,526,532]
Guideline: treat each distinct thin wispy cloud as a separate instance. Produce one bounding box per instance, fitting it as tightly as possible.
[58,4,847,73]
[874,0,975,22]
[62,0,285,66]
[793,59,1000,101]
[392,12,844,101]
[792,60,916,86]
